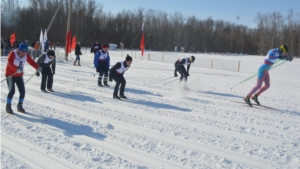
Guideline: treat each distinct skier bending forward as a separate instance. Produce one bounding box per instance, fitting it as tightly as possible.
[109,55,132,99]
[244,45,293,106]
[174,56,195,86]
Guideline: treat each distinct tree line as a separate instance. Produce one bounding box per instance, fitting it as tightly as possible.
[1,0,300,56]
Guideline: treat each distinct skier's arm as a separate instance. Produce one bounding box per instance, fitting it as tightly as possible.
[106,53,110,70]
[93,52,99,68]
[52,56,56,73]
[36,54,46,65]
[187,64,190,74]
[7,52,18,70]
[26,53,39,70]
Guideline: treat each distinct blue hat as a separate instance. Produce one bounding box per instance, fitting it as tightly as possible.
[18,43,28,52]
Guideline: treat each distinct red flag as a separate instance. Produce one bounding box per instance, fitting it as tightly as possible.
[66,30,72,53]
[10,33,16,47]
[71,36,76,51]
[140,33,144,56]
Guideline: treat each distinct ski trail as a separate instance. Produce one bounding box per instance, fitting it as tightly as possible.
[2,134,80,169]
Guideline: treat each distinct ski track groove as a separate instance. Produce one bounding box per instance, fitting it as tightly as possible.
[2,134,80,169]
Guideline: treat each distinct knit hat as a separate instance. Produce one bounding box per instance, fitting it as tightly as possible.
[18,43,28,52]
[102,44,109,48]
[279,45,288,53]
[126,55,133,61]
[46,49,55,56]
[190,56,195,62]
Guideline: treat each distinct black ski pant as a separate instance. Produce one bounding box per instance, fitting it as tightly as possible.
[177,65,188,82]
[112,75,126,96]
[41,67,53,90]
[174,61,178,74]
[98,63,108,85]
[6,76,25,103]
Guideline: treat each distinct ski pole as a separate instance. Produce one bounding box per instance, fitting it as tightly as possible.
[230,59,285,89]
[163,78,179,85]
[1,72,17,83]
[25,72,37,84]
[145,76,174,85]
[269,60,288,70]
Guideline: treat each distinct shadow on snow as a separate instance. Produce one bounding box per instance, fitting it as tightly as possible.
[126,88,162,97]
[125,99,191,112]
[15,113,107,140]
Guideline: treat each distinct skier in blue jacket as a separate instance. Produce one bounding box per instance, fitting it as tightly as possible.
[94,44,110,87]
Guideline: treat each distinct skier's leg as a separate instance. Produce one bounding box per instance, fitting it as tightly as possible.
[247,78,264,97]
[104,68,109,86]
[41,68,47,90]
[98,66,104,86]
[113,76,121,96]
[177,65,184,81]
[15,76,25,104]
[47,68,54,89]
[174,61,178,76]
[256,71,270,95]
[6,76,15,104]
[119,76,126,96]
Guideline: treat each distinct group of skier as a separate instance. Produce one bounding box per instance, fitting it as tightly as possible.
[4,43,56,114]
[3,42,293,114]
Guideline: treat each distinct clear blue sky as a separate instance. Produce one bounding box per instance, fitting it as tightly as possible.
[19,0,299,28]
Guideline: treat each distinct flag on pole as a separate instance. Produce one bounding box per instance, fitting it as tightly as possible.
[10,33,16,47]
[66,30,72,53]
[44,29,48,42]
[71,36,76,51]
[140,23,145,56]
[39,29,44,52]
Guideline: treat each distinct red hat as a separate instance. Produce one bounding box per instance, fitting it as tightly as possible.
[102,44,109,48]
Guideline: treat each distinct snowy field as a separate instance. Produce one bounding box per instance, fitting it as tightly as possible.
[1,50,300,169]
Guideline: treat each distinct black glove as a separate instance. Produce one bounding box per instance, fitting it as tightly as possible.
[174,73,178,77]
[186,72,190,76]
[286,56,293,62]
[36,72,40,77]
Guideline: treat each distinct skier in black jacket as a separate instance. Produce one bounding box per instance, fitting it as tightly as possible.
[90,41,101,53]
[36,49,56,93]
[109,55,133,99]
[174,56,195,82]
[74,42,82,66]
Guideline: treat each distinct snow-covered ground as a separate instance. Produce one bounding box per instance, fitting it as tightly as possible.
[1,51,300,169]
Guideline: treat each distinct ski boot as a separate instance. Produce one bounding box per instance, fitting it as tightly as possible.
[41,89,48,93]
[113,94,120,100]
[251,94,260,105]
[243,95,252,107]
[17,103,26,113]
[104,82,110,87]
[119,94,127,99]
[47,88,55,92]
[6,104,14,114]
[174,73,178,77]
[98,82,104,87]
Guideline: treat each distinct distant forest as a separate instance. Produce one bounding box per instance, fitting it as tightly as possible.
[1,0,300,55]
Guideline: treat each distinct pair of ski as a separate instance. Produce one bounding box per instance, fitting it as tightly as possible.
[233,101,279,111]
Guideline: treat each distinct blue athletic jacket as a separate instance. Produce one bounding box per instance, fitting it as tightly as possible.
[93,50,110,68]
